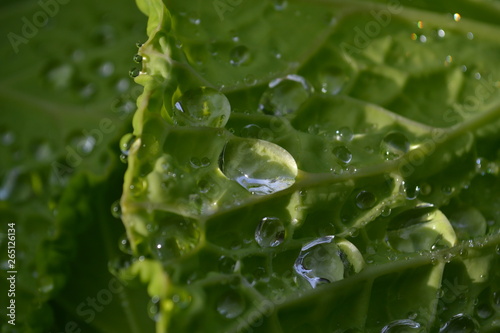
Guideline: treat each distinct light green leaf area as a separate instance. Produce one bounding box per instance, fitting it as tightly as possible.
[122,0,500,332]
[0,0,151,332]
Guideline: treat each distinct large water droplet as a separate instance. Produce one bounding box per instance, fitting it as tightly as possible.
[333,145,352,164]
[381,132,410,160]
[355,190,377,210]
[294,236,348,288]
[173,87,231,127]
[259,74,313,116]
[381,319,422,333]
[217,290,245,319]
[255,217,285,248]
[229,45,251,66]
[219,138,298,195]
[439,314,479,333]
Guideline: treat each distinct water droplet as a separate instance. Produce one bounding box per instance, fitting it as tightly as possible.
[129,67,140,78]
[402,182,420,200]
[67,132,96,156]
[217,290,245,319]
[493,291,500,306]
[335,127,353,142]
[219,138,298,195]
[147,296,161,322]
[129,177,147,197]
[448,206,486,239]
[173,87,231,127]
[496,245,500,255]
[475,303,493,319]
[259,74,313,116]
[294,236,350,288]
[381,132,410,160]
[381,206,392,217]
[453,13,461,22]
[255,217,285,248]
[31,140,54,161]
[98,61,115,77]
[218,256,237,274]
[439,314,478,333]
[438,29,446,38]
[118,234,133,254]
[273,0,287,10]
[240,124,261,138]
[133,54,143,63]
[229,45,251,66]
[441,185,454,195]
[111,200,122,218]
[333,146,352,164]
[319,66,349,95]
[466,32,474,40]
[120,133,137,156]
[355,190,377,210]
[108,254,133,276]
[381,319,422,333]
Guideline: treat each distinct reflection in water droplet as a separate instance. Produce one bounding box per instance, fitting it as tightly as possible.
[219,139,298,195]
[259,74,313,116]
[173,87,231,127]
[229,45,251,66]
[111,200,122,218]
[118,234,133,254]
[439,314,478,333]
[129,67,140,78]
[217,290,245,319]
[133,54,143,63]
[381,132,410,160]
[255,217,285,248]
[294,236,350,288]
[381,319,422,333]
[333,146,352,164]
[355,191,377,210]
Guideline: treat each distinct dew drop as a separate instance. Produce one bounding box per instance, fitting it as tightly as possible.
[133,54,143,63]
[240,124,261,138]
[120,133,137,156]
[273,0,287,10]
[218,256,237,274]
[355,190,377,210]
[118,234,133,255]
[229,45,251,66]
[110,200,122,218]
[453,13,461,22]
[335,126,354,142]
[147,296,161,322]
[381,319,422,333]
[439,314,479,333]
[259,74,313,116]
[294,236,352,288]
[475,303,493,319]
[98,61,115,77]
[219,138,298,195]
[319,66,349,95]
[402,182,420,200]
[333,145,352,164]
[67,132,96,156]
[217,290,245,319]
[173,87,231,127]
[129,177,147,197]
[380,132,410,160]
[129,67,140,78]
[31,140,54,161]
[255,217,285,248]
[438,29,446,38]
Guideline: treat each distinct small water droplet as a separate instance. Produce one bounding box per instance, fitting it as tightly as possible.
[173,87,231,127]
[218,256,237,274]
[381,319,422,333]
[453,13,461,22]
[229,45,251,66]
[67,132,96,156]
[333,146,352,164]
[259,74,313,116]
[129,177,147,197]
[129,67,140,78]
[273,0,287,10]
[437,29,446,38]
[355,190,377,210]
[133,54,143,63]
[381,132,410,160]
[381,206,392,217]
[120,133,137,156]
[255,217,285,248]
[147,296,161,322]
[31,140,54,161]
[439,314,478,333]
[402,182,420,200]
[219,138,298,195]
[111,200,122,218]
[335,127,353,142]
[240,124,261,138]
[98,61,115,77]
[118,234,133,254]
[319,66,349,95]
[217,290,245,319]
[475,303,493,319]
